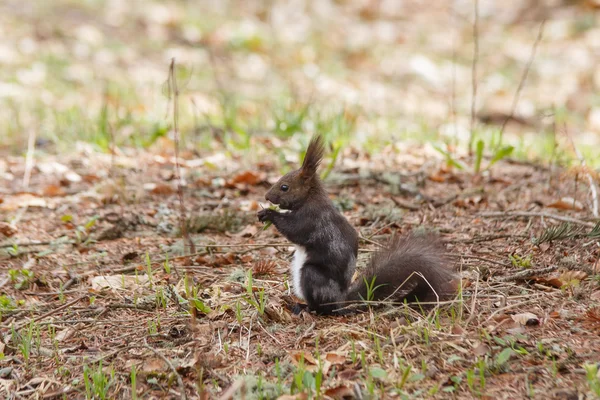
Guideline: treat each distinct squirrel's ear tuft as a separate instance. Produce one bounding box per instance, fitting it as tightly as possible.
[300,135,325,179]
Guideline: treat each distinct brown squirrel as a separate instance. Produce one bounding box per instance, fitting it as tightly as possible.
[258,135,456,315]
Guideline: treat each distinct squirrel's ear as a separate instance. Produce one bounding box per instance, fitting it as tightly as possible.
[300,135,325,179]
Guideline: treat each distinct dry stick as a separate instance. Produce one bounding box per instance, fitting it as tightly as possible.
[464,271,480,327]
[483,297,543,326]
[199,243,289,248]
[468,0,479,155]
[564,124,599,218]
[0,240,55,248]
[22,128,37,189]
[103,83,116,176]
[390,197,420,211]
[143,338,188,400]
[245,315,254,362]
[448,233,528,244]
[168,59,195,256]
[359,234,385,248]
[168,59,197,325]
[450,8,458,147]
[11,295,86,330]
[495,265,559,282]
[498,19,546,144]
[448,253,509,268]
[366,221,397,240]
[479,210,597,228]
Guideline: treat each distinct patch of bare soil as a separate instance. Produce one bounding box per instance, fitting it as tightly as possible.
[0,142,599,399]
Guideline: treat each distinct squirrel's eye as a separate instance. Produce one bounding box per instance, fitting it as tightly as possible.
[280,184,289,192]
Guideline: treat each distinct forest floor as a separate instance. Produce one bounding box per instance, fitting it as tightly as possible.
[1,0,600,399]
[1,142,599,399]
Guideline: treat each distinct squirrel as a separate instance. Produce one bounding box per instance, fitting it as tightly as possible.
[257,135,456,315]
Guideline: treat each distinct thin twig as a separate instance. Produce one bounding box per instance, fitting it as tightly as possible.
[144,338,188,400]
[494,265,559,282]
[450,8,458,146]
[245,314,254,362]
[498,19,546,143]
[23,128,37,189]
[168,58,195,256]
[479,211,597,228]
[390,197,421,211]
[448,233,528,244]
[483,297,545,325]
[448,253,510,268]
[359,235,385,248]
[469,0,479,155]
[564,124,599,217]
[198,242,289,248]
[11,295,86,330]
[464,271,480,327]
[0,240,55,248]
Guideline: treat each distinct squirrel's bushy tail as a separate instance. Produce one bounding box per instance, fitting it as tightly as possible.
[345,234,456,306]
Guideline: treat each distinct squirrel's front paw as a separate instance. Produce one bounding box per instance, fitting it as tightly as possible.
[257,209,272,223]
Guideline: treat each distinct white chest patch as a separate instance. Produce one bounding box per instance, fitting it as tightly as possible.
[291,245,307,300]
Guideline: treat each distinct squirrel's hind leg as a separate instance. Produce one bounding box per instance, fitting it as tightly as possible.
[300,264,346,315]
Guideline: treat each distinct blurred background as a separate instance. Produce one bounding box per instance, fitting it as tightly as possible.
[0,0,599,165]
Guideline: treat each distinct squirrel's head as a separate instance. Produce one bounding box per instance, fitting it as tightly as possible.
[265,135,326,210]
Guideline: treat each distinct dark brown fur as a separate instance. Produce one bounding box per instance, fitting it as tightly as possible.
[264,135,326,210]
[346,234,457,306]
[258,135,456,315]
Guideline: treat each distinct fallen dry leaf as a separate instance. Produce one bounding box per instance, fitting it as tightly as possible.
[511,312,540,326]
[0,222,17,237]
[534,270,588,288]
[42,184,66,197]
[90,275,150,291]
[539,243,550,252]
[428,173,446,183]
[473,342,491,356]
[145,182,176,195]
[451,325,466,335]
[454,195,486,209]
[591,291,600,301]
[55,327,76,342]
[324,385,355,399]
[276,395,308,400]
[141,357,167,373]
[338,369,359,380]
[546,197,584,211]
[228,170,265,186]
[560,270,588,283]
[324,352,346,365]
[289,350,318,367]
[288,350,331,374]
[196,253,237,267]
